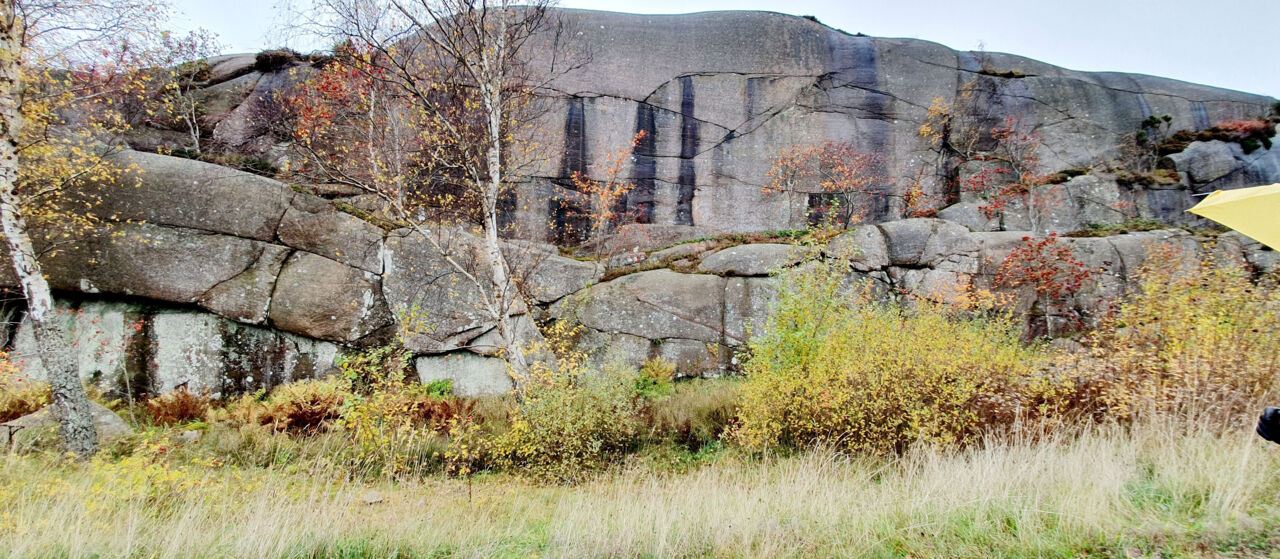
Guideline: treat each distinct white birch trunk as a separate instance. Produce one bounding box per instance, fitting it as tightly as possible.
[0,0,98,458]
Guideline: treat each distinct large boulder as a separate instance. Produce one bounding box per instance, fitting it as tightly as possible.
[10,222,286,323]
[198,244,292,325]
[554,269,726,343]
[697,243,804,276]
[723,276,780,345]
[277,194,385,274]
[415,353,514,397]
[878,218,976,267]
[1164,141,1241,184]
[504,246,602,304]
[82,150,295,242]
[10,300,339,397]
[269,252,392,342]
[827,225,890,270]
[381,228,530,354]
[2,402,132,450]
[879,218,939,266]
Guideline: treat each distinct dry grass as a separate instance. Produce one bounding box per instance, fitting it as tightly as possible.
[2,420,1277,558]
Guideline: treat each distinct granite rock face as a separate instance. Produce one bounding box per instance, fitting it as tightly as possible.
[503,10,1278,243]
[14,10,1280,392]
[9,300,339,398]
[123,10,1278,246]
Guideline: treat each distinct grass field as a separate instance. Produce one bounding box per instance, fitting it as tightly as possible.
[2,421,1278,558]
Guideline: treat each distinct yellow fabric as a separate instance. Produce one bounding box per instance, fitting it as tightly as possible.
[1188,183,1280,251]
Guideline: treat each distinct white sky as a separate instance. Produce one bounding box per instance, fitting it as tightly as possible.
[169,0,1280,98]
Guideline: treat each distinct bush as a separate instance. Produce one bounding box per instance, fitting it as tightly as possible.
[254,48,300,73]
[634,358,675,398]
[218,378,349,433]
[144,386,211,426]
[0,353,49,423]
[1064,245,1280,424]
[492,360,641,483]
[733,257,1055,454]
[336,347,474,477]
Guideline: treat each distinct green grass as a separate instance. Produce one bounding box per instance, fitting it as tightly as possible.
[2,421,1278,558]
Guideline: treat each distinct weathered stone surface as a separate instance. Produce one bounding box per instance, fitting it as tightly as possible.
[506,249,602,304]
[269,252,392,342]
[212,66,313,153]
[497,10,1277,243]
[415,353,513,397]
[647,240,718,264]
[697,243,802,276]
[466,314,542,358]
[1224,231,1280,274]
[12,301,338,398]
[197,71,261,127]
[879,218,938,266]
[593,224,717,254]
[24,222,277,307]
[205,53,257,85]
[1105,229,1201,278]
[10,300,135,393]
[575,329,653,370]
[656,339,723,377]
[199,243,291,324]
[723,277,779,344]
[381,228,518,353]
[921,220,980,267]
[938,202,998,232]
[1165,141,1240,184]
[828,225,890,271]
[150,312,229,394]
[555,269,725,343]
[3,402,132,447]
[85,150,294,241]
[1028,176,1128,234]
[277,195,384,273]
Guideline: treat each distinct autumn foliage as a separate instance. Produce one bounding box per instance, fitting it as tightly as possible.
[995,234,1095,336]
[568,130,646,246]
[287,49,422,209]
[764,142,887,228]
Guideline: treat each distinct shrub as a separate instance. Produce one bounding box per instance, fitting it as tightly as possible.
[401,387,475,433]
[733,256,1055,455]
[634,358,676,398]
[218,378,348,433]
[1066,218,1167,238]
[423,379,453,399]
[1064,245,1280,424]
[336,347,474,477]
[995,234,1095,337]
[1156,119,1275,156]
[0,353,49,423]
[493,360,641,483]
[144,386,211,426]
[337,347,427,475]
[254,48,300,73]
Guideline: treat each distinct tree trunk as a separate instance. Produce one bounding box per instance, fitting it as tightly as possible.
[479,6,530,379]
[0,0,98,458]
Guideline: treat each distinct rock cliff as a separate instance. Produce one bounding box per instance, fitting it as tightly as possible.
[146,10,1279,245]
[8,10,1280,396]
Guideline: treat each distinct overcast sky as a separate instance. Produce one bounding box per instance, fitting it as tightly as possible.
[169,0,1280,98]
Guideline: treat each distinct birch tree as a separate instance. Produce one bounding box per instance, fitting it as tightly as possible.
[286,0,580,377]
[0,0,168,457]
